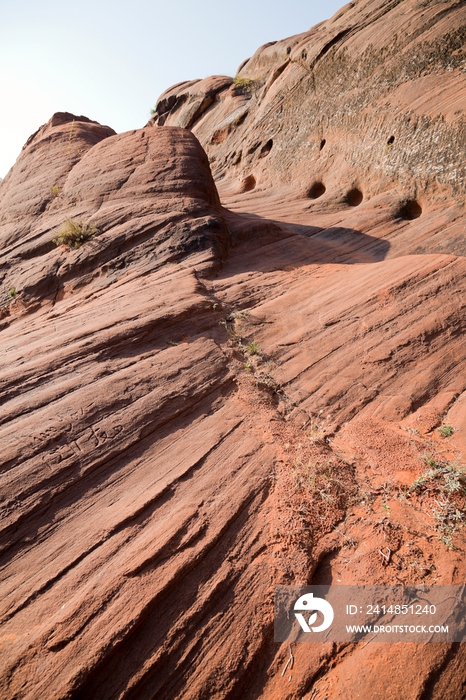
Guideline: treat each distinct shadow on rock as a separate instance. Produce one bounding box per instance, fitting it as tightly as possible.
[222,210,390,275]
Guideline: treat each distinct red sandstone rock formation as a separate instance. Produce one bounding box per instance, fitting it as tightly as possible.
[1,1,466,698]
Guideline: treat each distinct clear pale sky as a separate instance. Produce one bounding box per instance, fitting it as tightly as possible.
[0,0,344,178]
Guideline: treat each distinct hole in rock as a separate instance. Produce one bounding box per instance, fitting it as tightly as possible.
[387,135,395,145]
[247,142,261,155]
[346,188,363,206]
[240,174,256,192]
[259,139,273,158]
[235,112,248,128]
[286,46,291,55]
[319,138,326,151]
[398,199,422,220]
[307,182,326,199]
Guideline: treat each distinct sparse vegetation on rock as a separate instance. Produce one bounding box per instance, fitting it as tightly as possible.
[246,340,260,355]
[53,218,98,248]
[232,76,256,93]
[409,461,466,549]
[438,424,454,437]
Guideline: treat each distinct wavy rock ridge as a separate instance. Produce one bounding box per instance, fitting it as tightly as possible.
[1,0,466,698]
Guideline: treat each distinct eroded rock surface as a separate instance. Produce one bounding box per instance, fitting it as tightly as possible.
[1,0,466,698]
[151,0,466,220]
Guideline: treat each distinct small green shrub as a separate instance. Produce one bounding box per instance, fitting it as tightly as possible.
[8,287,16,298]
[409,462,466,549]
[246,340,260,355]
[50,185,61,197]
[410,462,466,495]
[421,453,437,468]
[438,424,454,438]
[233,76,256,93]
[53,219,97,248]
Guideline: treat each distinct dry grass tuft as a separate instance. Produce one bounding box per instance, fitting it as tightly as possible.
[53,219,98,248]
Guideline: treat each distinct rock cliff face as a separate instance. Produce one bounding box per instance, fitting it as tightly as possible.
[1,1,466,699]
[152,0,466,213]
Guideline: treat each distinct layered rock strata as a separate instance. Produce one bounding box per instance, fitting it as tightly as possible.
[1,0,466,698]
